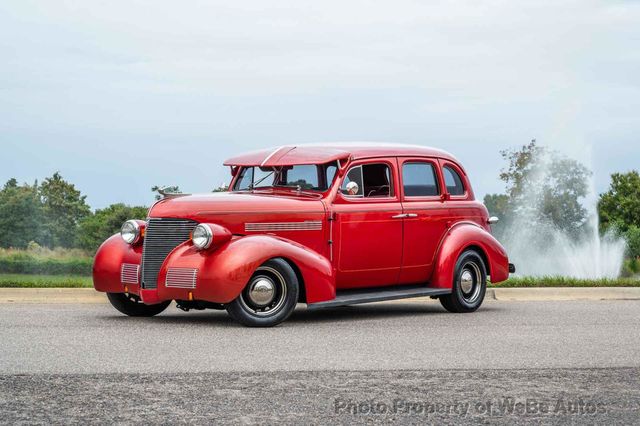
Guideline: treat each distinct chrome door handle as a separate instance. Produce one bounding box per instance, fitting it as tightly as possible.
[391,213,418,219]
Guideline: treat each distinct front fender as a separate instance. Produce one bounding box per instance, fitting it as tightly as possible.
[156,235,335,304]
[93,234,143,294]
[430,222,510,288]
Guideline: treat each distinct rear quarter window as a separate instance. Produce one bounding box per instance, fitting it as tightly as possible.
[443,165,465,196]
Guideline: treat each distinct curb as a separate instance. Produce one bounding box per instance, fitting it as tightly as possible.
[491,287,640,301]
[0,288,107,304]
[0,287,639,304]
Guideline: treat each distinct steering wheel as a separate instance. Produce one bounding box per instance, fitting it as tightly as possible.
[367,185,390,197]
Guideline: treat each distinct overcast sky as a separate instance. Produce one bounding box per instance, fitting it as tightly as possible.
[1,0,638,209]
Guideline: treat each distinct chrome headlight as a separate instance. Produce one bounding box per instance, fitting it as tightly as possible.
[121,220,141,244]
[192,224,213,250]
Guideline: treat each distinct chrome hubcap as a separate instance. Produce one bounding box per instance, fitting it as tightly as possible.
[239,266,288,316]
[247,277,276,307]
[459,262,482,303]
[460,270,474,294]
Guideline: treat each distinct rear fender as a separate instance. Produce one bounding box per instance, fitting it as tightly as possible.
[93,234,143,294]
[430,222,510,288]
[157,235,335,304]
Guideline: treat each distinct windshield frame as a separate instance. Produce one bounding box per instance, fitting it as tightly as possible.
[232,161,339,194]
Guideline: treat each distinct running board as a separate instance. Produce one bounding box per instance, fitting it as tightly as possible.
[307,285,451,310]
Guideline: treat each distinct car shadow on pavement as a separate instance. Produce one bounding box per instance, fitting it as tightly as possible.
[104,309,237,327]
[102,301,502,327]
[288,303,446,323]
[288,302,501,323]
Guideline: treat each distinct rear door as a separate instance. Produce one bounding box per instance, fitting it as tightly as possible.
[398,157,450,284]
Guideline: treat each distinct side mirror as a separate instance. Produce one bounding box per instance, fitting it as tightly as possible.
[487,216,499,224]
[346,181,359,196]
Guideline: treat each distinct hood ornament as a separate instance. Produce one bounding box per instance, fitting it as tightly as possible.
[152,185,190,200]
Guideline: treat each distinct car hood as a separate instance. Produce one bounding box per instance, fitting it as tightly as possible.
[148,192,326,228]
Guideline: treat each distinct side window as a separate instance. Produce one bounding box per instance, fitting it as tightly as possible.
[341,166,364,197]
[443,165,465,196]
[341,163,393,198]
[402,162,440,197]
[235,167,254,190]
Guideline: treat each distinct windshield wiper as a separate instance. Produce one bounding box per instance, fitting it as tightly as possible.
[273,185,322,197]
[249,170,275,189]
[274,184,303,190]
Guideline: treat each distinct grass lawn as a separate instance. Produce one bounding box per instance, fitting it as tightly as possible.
[0,274,93,288]
[0,274,638,289]
[490,276,640,287]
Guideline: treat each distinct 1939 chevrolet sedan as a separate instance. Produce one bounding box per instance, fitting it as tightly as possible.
[94,143,514,326]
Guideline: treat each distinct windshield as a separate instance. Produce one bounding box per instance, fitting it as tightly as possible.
[234,162,338,192]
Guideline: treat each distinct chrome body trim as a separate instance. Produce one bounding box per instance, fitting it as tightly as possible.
[260,146,288,167]
[244,221,323,232]
[120,263,139,284]
[165,267,198,289]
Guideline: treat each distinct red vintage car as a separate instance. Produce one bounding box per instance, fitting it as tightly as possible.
[93,143,514,326]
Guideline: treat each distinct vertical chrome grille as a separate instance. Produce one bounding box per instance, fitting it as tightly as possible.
[141,218,197,289]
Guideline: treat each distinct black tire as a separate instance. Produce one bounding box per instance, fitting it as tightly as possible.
[226,258,299,327]
[107,292,171,317]
[440,250,487,313]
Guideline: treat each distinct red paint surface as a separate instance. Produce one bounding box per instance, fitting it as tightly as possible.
[93,144,511,305]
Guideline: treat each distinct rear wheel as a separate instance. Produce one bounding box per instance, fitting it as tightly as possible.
[440,250,487,313]
[107,292,171,317]
[226,258,299,327]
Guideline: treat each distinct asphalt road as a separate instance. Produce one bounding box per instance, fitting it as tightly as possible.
[1,299,639,423]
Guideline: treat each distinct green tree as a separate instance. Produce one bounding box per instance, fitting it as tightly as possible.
[39,172,91,248]
[598,170,640,258]
[212,183,229,192]
[598,171,640,233]
[494,140,591,238]
[483,193,509,218]
[0,179,43,248]
[537,157,590,237]
[482,193,509,238]
[78,204,149,253]
[625,226,640,259]
[499,140,547,201]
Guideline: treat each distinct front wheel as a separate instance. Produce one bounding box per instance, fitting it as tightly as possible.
[107,292,171,317]
[440,250,487,313]
[226,258,299,327]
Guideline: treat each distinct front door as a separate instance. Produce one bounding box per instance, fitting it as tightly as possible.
[332,158,403,289]
[398,157,450,284]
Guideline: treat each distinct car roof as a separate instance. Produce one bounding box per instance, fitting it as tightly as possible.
[223,142,459,167]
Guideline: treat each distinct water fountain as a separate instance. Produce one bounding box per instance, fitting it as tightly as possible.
[499,149,626,279]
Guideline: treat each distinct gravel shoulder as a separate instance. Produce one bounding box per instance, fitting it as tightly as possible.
[2,369,638,424]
